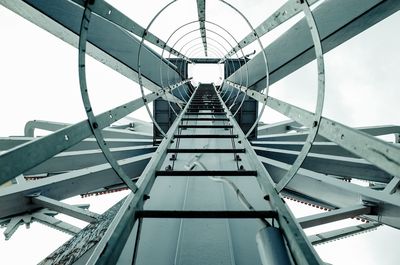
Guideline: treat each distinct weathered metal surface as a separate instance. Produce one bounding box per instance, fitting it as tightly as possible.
[39,199,125,265]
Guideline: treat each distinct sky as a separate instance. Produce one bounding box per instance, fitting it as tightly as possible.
[0,0,400,264]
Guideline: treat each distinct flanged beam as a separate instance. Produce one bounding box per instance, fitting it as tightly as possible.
[196,0,208,56]
[226,0,400,89]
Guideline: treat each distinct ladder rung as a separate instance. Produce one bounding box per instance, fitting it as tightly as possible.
[185,112,227,115]
[181,118,229,121]
[167,148,245,153]
[174,134,238,138]
[136,210,277,219]
[187,108,224,111]
[179,125,232,129]
[189,102,221,104]
[156,170,257,176]
[191,100,219,102]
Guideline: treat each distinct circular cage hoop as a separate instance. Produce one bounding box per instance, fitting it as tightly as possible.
[77,4,139,193]
[137,0,269,137]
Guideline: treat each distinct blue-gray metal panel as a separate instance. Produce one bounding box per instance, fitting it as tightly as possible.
[20,0,186,90]
[227,0,400,89]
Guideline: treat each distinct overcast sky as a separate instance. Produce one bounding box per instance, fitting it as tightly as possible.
[0,0,399,264]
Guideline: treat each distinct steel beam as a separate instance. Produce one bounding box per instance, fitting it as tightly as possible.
[0,0,186,101]
[0,137,152,152]
[256,125,400,142]
[196,0,207,56]
[308,222,381,245]
[0,87,169,185]
[0,95,154,185]
[229,83,400,179]
[252,141,359,158]
[33,212,82,235]
[226,0,400,89]
[0,153,151,219]
[298,205,371,229]
[26,145,155,175]
[253,146,392,183]
[31,195,100,223]
[70,0,191,62]
[257,120,302,136]
[24,120,69,137]
[222,0,318,59]
[259,156,400,229]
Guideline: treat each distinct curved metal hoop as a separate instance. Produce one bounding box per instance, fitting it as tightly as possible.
[137,0,266,137]
[274,1,325,192]
[78,3,138,192]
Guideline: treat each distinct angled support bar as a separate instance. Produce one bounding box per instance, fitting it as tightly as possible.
[0,0,187,102]
[308,222,381,245]
[222,0,318,59]
[298,205,371,229]
[226,0,400,88]
[384,178,400,194]
[31,195,100,223]
[227,82,400,179]
[33,212,81,235]
[0,93,157,185]
[0,77,189,185]
[70,0,192,62]
[0,153,152,219]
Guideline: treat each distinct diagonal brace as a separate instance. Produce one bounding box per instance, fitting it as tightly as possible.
[31,195,100,223]
[298,205,371,229]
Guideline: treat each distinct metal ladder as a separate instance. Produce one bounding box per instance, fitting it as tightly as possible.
[90,84,321,265]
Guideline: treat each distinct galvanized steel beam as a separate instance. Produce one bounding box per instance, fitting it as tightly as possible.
[70,0,191,62]
[31,195,100,223]
[25,145,155,175]
[226,0,400,88]
[196,0,207,56]
[298,205,371,229]
[0,153,152,219]
[0,0,186,102]
[222,0,318,60]
[308,222,381,245]
[260,156,400,229]
[253,146,392,183]
[228,83,400,179]
[0,93,158,185]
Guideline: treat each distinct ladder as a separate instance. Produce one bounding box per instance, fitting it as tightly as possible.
[86,84,322,265]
